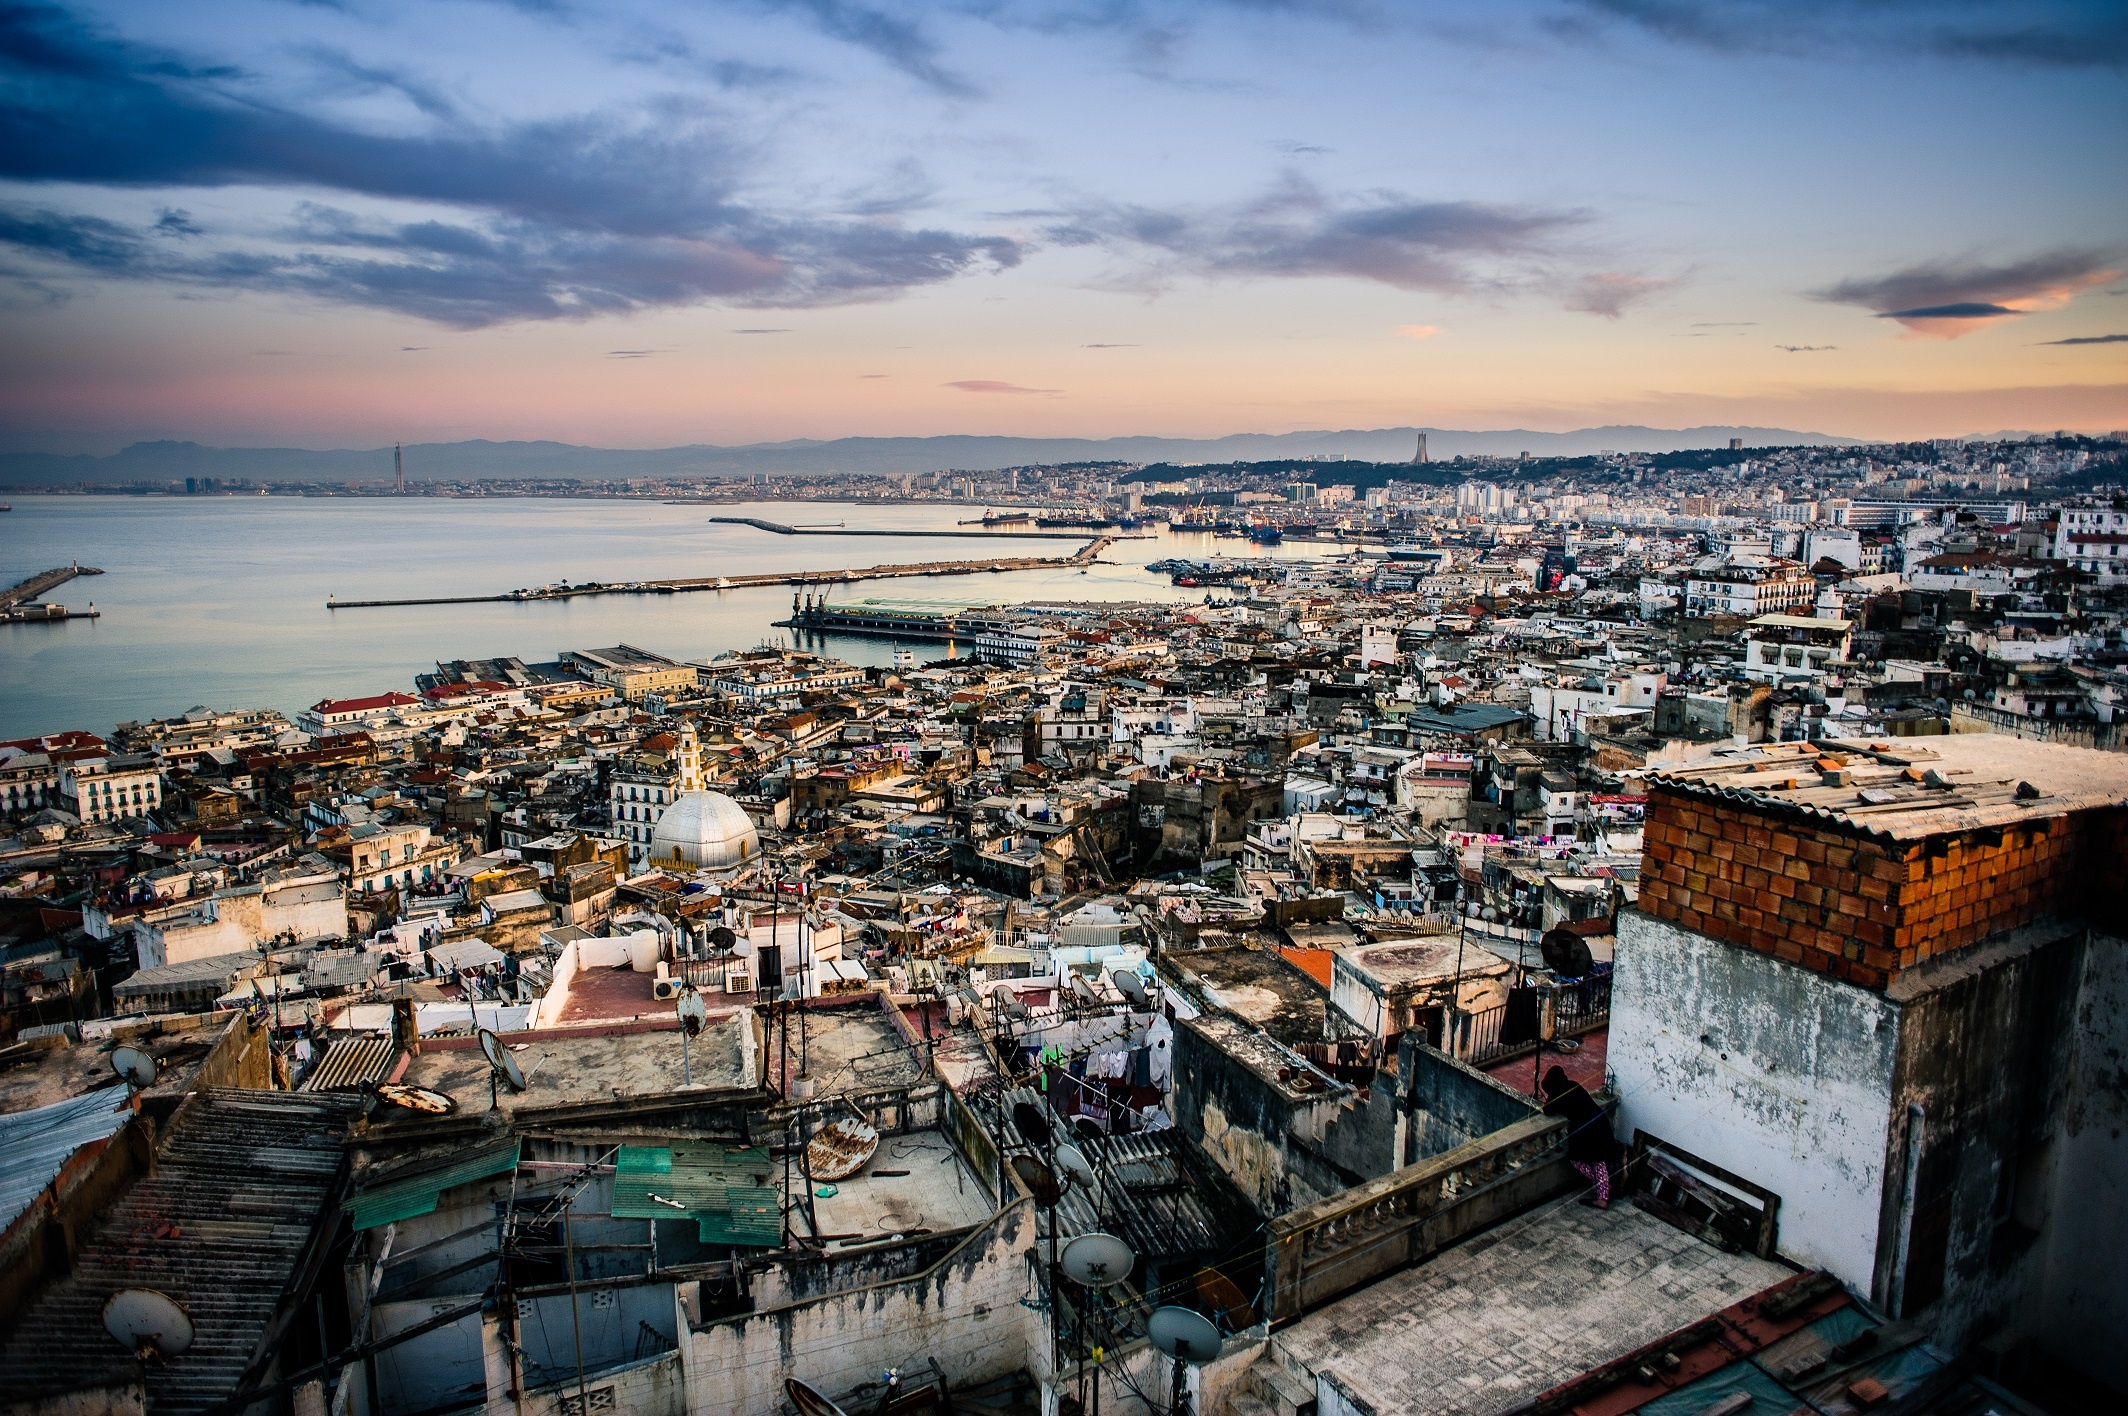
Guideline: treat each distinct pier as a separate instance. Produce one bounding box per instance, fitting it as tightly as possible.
[2,563,101,609]
[708,515,1134,541]
[326,537,1115,610]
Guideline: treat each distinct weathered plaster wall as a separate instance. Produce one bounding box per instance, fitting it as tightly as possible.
[1397,1039,1541,1164]
[2034,929,2128,1391]
[1174,1016,1356,1214]
[686,1200,1036,1415]
[1611,910,1897,1288]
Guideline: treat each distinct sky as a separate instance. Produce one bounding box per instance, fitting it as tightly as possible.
[1,0,2125,454]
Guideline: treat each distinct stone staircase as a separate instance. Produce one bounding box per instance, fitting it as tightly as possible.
[1225,1350,1317,1416]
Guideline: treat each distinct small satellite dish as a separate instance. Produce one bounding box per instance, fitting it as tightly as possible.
[1068,974,1100,1005]
[1148,1305,1223,1363]
[1540,928,1595,979]
[1061,1232,1135,1288]
[709,925,737,952]
[1109,969,1149,1006]
[784,1378,850,1416]
[1054,1143,1096,1191]
[676,989,711,1037]
[1010,1100,1052,1149]
[991,984,1027,1021]
[732,934,755,958]
[104,1289,194,1359]
[374,1082,457,1115]
[1073,1116,1104,1143]
[478,1028,526,1093]
[1010,1154,1061,1207]
[110,1046,156,1091]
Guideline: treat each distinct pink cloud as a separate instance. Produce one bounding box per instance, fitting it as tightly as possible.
[946,380,1061,395]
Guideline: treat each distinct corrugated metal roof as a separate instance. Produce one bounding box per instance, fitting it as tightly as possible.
[300,1035,396,1093]
[0,1088,131,1233]
[610,1142,779,1247]
[0,1089,357,1416]
[350,1139,521,1231]
[1647,735,2128,843]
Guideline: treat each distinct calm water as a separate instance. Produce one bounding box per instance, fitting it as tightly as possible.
[1,496,1326,737]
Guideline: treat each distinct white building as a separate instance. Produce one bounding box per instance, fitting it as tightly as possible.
[2052,504,2128,584]
[59,753,163,824]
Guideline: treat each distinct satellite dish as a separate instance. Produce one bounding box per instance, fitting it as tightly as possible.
[104,1289,194,1359]
[784,1378,850,1416]
[1109,969,1149,1006]
[677,989,711,1036]
[1539,928,1595,979]
[1054,1143,1096,1191]
[374,1082,457,1115]
[709,925,737,952]
[1194,1269,1256,1332]
[991,984,1027,1021]
[1069,974,1100,1005]
[1147,1305,1223,1364]
[1061,1232,1135,1288]
[1010,1154,1061,1207]
[1073,1116,1105,1143]
[111,1045,156,1091]
[1011,1100,1052,1149]
[478,1029,526,1092]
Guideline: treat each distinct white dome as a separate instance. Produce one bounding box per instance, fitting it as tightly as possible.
[649,790,760,870]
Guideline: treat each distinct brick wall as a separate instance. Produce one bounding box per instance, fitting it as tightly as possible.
[1638,786,2125,990]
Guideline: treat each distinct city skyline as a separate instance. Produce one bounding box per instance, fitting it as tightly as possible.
[2,0,2125,454]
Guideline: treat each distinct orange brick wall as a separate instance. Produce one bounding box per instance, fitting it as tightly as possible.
[1638,787,2125,990]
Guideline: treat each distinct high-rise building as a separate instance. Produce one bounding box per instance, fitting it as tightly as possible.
[394,442,404,493]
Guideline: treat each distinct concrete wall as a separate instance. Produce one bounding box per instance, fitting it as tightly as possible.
[1174,1017,1356,1214]
[1396,1040,1540,1164]
[1611,910,1897,1289]
[686,1200,1037,1415]
[2032,929,2128,1390]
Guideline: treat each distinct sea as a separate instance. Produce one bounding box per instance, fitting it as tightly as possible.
[1,495,1324,739]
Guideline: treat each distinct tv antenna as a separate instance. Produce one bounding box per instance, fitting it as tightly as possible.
[1147,1305,1224,1416]
[477,1027,525,1110]
[103,1289,194,1363]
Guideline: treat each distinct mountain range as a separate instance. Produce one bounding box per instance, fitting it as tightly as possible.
[0,424,1858,486]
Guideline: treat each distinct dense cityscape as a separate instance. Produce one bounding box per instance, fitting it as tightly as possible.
[3,434,2125,1415]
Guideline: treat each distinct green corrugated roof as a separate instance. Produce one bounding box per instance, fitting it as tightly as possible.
[350,1140,522,1231]
[611,1144,780,1247]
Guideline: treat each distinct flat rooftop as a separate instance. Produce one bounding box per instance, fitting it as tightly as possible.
[398,1015,754,1112]
[1647,734,2128,842]
[800,1129,992,1245]
[1339,934,1510,989]
[1170,945,1325,1043]
[1271,1196,1788,1416]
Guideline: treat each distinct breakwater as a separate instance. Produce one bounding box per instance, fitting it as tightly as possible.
[3,563,101,609]
[709,515,1125,541]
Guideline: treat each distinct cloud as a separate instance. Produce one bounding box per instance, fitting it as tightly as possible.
[1816,250,2121,337]
[760,0,977,96]
[1396,324,1441,339]
[152,207,200,238]
[609,348,656,357]
[399,345,428,350]
[1776,344,1836,352]
[1082,342,1138,347]
[0,5,1020,326]
[1056,179,1584,298]
[1557,1,2128,71]
[1566,271,1673,318]
[858,372,889,378]
[2041,333,2128,345]
[946,379,1060,394]
[733,327,791,333]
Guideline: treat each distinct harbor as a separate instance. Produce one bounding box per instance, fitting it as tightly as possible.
[325,536,1117,610]
[1,562,102,623]
[707,515,1139,541]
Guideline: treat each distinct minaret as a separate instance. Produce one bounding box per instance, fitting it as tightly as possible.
[395,443,404,493]
[675,720,703,793]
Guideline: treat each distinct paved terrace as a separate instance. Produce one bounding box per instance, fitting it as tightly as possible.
[1267,1194,1787,1416]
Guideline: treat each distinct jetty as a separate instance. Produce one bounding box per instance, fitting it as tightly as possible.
[709,515,1124,542]
[326,537,1116,611]
[2,563,100,609]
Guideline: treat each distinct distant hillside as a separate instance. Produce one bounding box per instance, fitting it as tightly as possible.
[0,424,1856,486]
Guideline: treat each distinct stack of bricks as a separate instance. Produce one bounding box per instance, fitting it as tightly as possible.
[1637,786,2123,990]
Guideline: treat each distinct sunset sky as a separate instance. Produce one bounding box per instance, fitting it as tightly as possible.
[2,0,2124,453]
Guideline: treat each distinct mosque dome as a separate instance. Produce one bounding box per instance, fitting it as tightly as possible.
[649,790,760,870]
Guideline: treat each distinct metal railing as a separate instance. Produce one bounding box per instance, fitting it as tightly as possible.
[1461,972,1611,1070]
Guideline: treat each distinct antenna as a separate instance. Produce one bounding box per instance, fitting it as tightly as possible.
[1539,928,1595,979]
[477,1028,524,1110]
[1010,1100,1052,1150]
[1108,969,1149,1006]
[1053,1143,1096,1191]
[111,1045,156,1095]
[1010,1154,1061,1207]
[103,1289,194,1361]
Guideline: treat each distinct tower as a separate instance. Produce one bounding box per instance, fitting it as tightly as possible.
[675,720,704,793]
[1412,432,1429,465]
[395,443,404,493]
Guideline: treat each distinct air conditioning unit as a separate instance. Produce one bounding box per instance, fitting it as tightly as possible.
[724,967,753,994]
[652,977,684,1001]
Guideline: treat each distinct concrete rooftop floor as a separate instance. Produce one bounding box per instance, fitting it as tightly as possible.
[1271,1194,1787,1416]
[799,1129,993,1246]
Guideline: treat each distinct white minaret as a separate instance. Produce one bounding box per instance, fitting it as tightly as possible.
[675,720,703,792]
